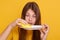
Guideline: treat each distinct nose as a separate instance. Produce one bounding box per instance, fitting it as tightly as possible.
[29,17,32,21]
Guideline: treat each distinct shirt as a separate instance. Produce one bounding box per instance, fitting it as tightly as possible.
[7,26,33,40]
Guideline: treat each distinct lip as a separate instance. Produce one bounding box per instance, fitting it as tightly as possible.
[28,22,33,25]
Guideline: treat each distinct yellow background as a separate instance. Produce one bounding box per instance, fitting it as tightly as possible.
[0,0,60,40]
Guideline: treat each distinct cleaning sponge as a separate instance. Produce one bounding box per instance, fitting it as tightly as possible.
[18,22,42,30]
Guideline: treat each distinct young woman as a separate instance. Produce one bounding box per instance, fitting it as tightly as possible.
[0,2,49,40]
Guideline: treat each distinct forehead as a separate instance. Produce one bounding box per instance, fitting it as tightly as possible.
[26,9,36,15]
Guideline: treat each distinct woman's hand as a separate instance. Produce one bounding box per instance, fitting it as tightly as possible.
[8,18,28,28]
[0,18,28,40]
[39,24,49,40]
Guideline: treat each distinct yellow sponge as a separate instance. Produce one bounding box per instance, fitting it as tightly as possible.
[18,22,32,28]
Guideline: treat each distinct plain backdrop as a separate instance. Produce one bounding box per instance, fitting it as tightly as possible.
[0,0,60,40]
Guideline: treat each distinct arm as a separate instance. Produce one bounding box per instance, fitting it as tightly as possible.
[0,18,28,40]
[0,21,17,40]
[41,32,47,40]
[0,25,13,40]
[40,24,49,40]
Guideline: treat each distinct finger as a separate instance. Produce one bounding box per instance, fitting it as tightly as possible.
[16,18,28,27]
[17,18,28,24]
[21,19,28,24]
[43,24,49,34]
[40,24,49,34]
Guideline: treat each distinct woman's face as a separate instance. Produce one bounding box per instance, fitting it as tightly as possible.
[25,9,36,25]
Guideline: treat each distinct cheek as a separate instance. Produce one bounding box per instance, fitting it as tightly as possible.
[32,18,36,24]
[25,17,29,21]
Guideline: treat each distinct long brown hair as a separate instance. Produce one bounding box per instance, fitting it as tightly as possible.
[19,2,41,40]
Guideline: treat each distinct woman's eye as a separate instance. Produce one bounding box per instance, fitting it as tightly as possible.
[26,15,29,17]
[33,15,36,18]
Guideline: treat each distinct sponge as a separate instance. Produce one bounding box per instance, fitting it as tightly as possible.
[18,22,42,30]
[18,22,32,28]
